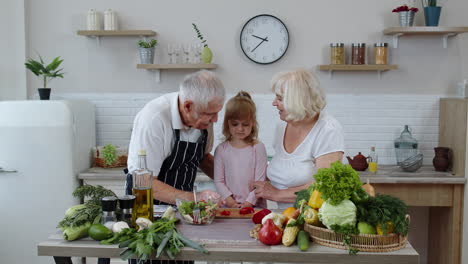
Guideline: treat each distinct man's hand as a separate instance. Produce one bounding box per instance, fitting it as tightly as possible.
[197,190,223,206]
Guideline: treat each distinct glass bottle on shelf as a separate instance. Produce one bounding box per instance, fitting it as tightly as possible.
[351,43,366,65]
[330,43,345,65]
[368,146,378,173]
[132,149,154,222]
[374,43,388,65]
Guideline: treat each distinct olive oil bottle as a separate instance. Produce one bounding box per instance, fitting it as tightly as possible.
[132,149,154,222]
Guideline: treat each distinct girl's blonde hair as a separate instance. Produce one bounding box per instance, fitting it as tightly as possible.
[222,91,259,145]
[271,69,326,122]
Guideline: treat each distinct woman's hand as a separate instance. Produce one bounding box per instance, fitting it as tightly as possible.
[241,201,254,208]
[253,181,278,200]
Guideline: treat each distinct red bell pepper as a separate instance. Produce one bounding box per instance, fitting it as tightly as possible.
[251,209,272,224]
[220,210,231,216]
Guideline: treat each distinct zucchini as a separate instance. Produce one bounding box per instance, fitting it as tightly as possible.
[297,230,310,251]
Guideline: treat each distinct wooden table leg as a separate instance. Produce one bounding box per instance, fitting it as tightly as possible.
[428,185,463,264]
[53,257,73,264]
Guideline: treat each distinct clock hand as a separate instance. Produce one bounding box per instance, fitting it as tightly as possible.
[251,37,268,52]
[252,35,269,42]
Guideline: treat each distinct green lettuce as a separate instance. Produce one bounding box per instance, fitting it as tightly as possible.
[318,199,357,229]
[314,161,362,205]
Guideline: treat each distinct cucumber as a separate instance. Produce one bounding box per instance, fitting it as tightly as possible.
[297,230,310,251]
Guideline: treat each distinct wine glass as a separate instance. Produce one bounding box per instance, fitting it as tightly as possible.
[167,43,175,64]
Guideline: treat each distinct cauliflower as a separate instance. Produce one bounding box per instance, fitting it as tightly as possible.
[318,199,357,229]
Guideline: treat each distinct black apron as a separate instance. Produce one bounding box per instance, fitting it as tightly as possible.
[125,128,208,264]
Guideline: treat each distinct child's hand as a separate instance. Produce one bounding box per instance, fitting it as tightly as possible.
[225,196,241,208]
[241,201,254,208]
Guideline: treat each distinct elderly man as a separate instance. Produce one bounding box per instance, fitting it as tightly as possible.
[125,70,225,205]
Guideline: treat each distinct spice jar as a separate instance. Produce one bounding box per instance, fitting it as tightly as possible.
[351,43,366,65]
[330,43,345,65]
[374,43,388,65]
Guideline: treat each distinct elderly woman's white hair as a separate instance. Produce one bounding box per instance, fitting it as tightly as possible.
[271,69,326,122]
[179,70,225,110]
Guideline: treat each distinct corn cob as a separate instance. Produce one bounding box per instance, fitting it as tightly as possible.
[282,219,300,246]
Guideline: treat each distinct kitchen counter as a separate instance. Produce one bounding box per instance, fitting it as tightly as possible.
[78,165,464,264]
[38,219,419,263]
[78,165,465,184]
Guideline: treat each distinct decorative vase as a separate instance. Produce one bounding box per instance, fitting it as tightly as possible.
[38,88,51,100]
[86,9,101,30]
[433,147,451,172]
[424,6,442,26]
[399,11,415,27]
[104,9,118,31]
[139,47,154,64]
[201,46,213,64]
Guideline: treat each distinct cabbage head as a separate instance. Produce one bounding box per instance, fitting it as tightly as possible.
[318,199,357,229]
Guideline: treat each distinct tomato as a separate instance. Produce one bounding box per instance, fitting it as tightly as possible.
[239,207,255,215]
[258,219,283,245]
[220,210,231,216]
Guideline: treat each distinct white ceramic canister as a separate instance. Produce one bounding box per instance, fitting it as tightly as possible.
[87,9,101,30]
[104,9,118,30]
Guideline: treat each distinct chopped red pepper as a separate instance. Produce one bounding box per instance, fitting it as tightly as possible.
[252,209,272,224]
[220,210,231,216]
[239,207,255,215]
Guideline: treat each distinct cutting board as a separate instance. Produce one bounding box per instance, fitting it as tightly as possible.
[215,208,261,219]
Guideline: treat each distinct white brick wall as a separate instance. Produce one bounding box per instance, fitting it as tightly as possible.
[57,93,442,165]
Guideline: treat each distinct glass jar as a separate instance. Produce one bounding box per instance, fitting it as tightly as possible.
[374,43,388,65]
[351,43,366,65]
[330,43,345,65]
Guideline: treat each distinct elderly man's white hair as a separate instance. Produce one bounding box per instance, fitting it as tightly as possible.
[179,70,225,109]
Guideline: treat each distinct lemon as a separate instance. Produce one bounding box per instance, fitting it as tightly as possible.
[88,223,113,241]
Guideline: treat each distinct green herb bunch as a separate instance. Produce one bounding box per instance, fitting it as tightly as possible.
[58,185,117,237]
[101,218,208,260]
[102,144,117,166]
[330,224,359,255]
[356,194,409,236]
[138,39,158,48]
[25,55,64,88]
[192,23,208,47]
[313,161,363,206]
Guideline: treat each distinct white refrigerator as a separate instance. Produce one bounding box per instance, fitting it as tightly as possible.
[0,100,96,264]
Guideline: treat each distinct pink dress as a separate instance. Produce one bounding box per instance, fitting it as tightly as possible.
[214,141,267,207]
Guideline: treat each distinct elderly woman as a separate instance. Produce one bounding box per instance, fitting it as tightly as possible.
[254,69,344,209]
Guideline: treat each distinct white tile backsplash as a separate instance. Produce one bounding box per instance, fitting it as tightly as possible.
[57,93,442,165]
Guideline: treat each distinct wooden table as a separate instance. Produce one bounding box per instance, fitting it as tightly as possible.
[38,219,419,264]
[360,166,465,264]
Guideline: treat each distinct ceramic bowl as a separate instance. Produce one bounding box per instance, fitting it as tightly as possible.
[400,154,423,172]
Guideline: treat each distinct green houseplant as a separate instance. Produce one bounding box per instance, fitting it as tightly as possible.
[192,23,212,64]
[25,55,64,100]
[138,39,157,64]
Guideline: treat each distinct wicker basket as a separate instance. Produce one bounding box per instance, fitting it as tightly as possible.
[92,146,128,168]
[304,223,408,252]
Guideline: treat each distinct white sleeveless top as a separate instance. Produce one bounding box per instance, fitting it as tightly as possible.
[267,112,345,209]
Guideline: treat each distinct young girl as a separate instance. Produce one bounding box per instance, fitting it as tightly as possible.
[214,91,267,208]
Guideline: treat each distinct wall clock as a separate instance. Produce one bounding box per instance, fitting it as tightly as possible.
[240,14,289,64]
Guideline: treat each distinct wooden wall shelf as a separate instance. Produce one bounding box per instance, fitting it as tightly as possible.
[382,26,468,48]
[137,64,217,70]
[319,64,398,71]
[77,30,156,37]
[137,64,218,82]
[318,64,397,79]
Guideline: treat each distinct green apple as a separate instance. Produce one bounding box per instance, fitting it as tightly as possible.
[358,221,377,234]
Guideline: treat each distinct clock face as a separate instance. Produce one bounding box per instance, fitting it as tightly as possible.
[240,14,289,64]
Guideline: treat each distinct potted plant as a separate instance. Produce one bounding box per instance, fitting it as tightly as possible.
[25,55,64,100]
[392,5,419,27]
[422,0,443,26]
[192,23,212,64]
[138,39,157,64]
